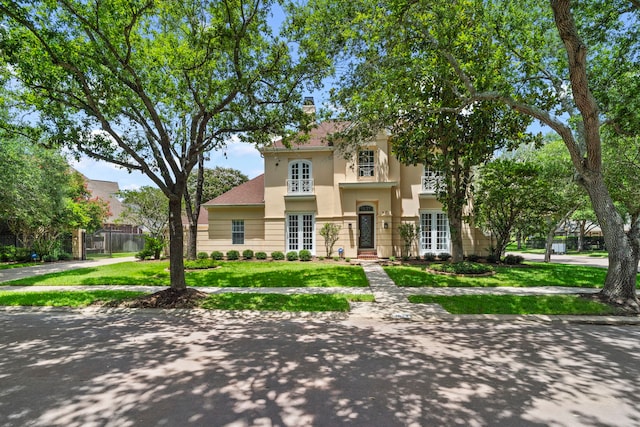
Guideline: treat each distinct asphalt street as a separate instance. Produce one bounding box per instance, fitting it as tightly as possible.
[1,310,639,427]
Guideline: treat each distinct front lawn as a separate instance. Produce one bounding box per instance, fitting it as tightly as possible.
[200,293,374,312]
[384,262,640,288]
[0,290,147,307]
[5,261,369,288]
[408,294,620,315]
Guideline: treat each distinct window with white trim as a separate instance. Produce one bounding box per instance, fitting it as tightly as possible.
[358,149,375,177]
[286,213,315,253]
[421,167,443,193]
[232,220,244,245]
[420,211,450,254]
[287,160,313,193]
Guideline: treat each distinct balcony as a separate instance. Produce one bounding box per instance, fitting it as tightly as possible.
[421,173,443,194]
[287,178,314,195]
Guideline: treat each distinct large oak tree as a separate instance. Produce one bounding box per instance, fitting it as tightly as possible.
[0,0,329,290]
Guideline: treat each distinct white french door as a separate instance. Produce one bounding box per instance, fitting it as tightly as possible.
[420,211,450,254]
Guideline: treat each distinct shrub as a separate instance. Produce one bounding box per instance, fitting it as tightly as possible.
[286,251,299,261]
[438,252,451,262]
[0,245,17,262]
[15,247,32,262]
[226,250,240,260]
[142,235,165,259]
[333,256,340,261]
[430,261,494,275]
[402,255,410,261]
[242,249,254,260]
[197,252,209,260]
[184,259,218,269]
[466,254,481,262]
[210,251,224,260]
[42,254,58,263]
[255,251,267,260]
[58,252,72,261]
[271,251,285,260]
[486,253,500,264]
[299,249,312,261]
[503,254,525,265]
[423,252,436,261]
[135,248,154,260]
[317,256,325,261]
[389,256,396,262]
[345,257,351,263]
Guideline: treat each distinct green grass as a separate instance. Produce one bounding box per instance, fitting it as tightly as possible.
[86,252,137,260]
[0,290,147,307]
[384,262,640,288]
[408,294,619,315]
[5,261,369,288]
[0,262,39,270]
[200,293,373,312]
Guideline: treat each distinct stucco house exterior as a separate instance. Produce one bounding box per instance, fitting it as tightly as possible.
[197,120,490,260]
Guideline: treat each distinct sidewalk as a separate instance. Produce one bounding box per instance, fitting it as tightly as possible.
[0,256,136,283]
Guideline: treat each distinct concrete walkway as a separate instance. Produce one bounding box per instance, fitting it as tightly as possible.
[0,256,137,283]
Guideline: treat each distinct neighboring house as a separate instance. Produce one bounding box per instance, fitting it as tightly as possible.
[84,178,141,233]
[199,118,490,259]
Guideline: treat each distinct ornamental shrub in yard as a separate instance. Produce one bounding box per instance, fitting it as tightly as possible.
[226,250,240,260]
[197,252,209,260]
[211,251,224,260]
[243,249,254,260]
[271,251,285,260]
[299,249,312,261]
[286,251,298,261]
[256,252,267,260]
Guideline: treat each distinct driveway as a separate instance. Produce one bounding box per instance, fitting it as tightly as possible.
[514,252,610,269]
[0,311,638,427]
[0,257,136,283]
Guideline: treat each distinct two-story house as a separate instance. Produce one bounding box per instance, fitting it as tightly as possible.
[198,119,490,259]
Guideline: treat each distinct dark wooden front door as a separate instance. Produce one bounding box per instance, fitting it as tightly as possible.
[358,213,375,249]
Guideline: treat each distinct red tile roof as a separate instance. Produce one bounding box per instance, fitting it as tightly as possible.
[270,121,350,149]
[205,174,265,206]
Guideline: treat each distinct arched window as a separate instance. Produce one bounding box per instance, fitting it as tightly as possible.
[287,160,313,194]
[358,205,374,212]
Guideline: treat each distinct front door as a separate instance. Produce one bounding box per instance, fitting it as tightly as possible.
[358,213,375,249]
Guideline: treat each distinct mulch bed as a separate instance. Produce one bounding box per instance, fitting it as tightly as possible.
[101,288,209,309]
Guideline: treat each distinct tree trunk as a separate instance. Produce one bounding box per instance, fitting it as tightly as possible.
[516,231,522,250]
[168,196,187,290]
[544,224,554,263]
[584,177,639,310]
[448,206,464,262]
[185,154,205,260]
[577,220,585,252]
[187,225,198,260]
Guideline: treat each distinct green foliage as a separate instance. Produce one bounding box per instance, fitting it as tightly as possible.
[474,159,552,258]
[226,250,240,261]
[466,254,481,262]
[286,251,299,261]
[197,252,209,260]
[423,252,436,262]
[299,249,312,261]
[0,245,17,262]
[242,249,254,260]
[187,167,249,208]
[255,251,267,260]
[271,251,285,261]
[438,253,451,262]
[142,235,164,260]
[135,248,154,261]
[118,187,169,238]
[398,223,420,258]
[210,251,224,260]
[333,256,340,261]
[429,262,494,275]
[503,254,525,265]
[319,223,341,257]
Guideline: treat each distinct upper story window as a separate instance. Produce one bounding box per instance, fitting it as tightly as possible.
[358,149,375,177]
[421,167,443,194]
[287,160,314,194]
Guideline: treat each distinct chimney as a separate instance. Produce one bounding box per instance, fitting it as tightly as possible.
[302,96,316,115]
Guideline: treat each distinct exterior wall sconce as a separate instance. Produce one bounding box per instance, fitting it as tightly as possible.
[348,223,352,230]
[383,222,388,229]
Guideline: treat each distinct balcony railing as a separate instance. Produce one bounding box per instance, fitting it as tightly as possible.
[421,174,443,194]
[287,178,314,194]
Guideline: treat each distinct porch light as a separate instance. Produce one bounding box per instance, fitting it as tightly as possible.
[348,223,352,230]
[383,222,388,229]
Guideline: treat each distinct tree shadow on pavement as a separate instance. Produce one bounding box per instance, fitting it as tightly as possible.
[0,310,639,426]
